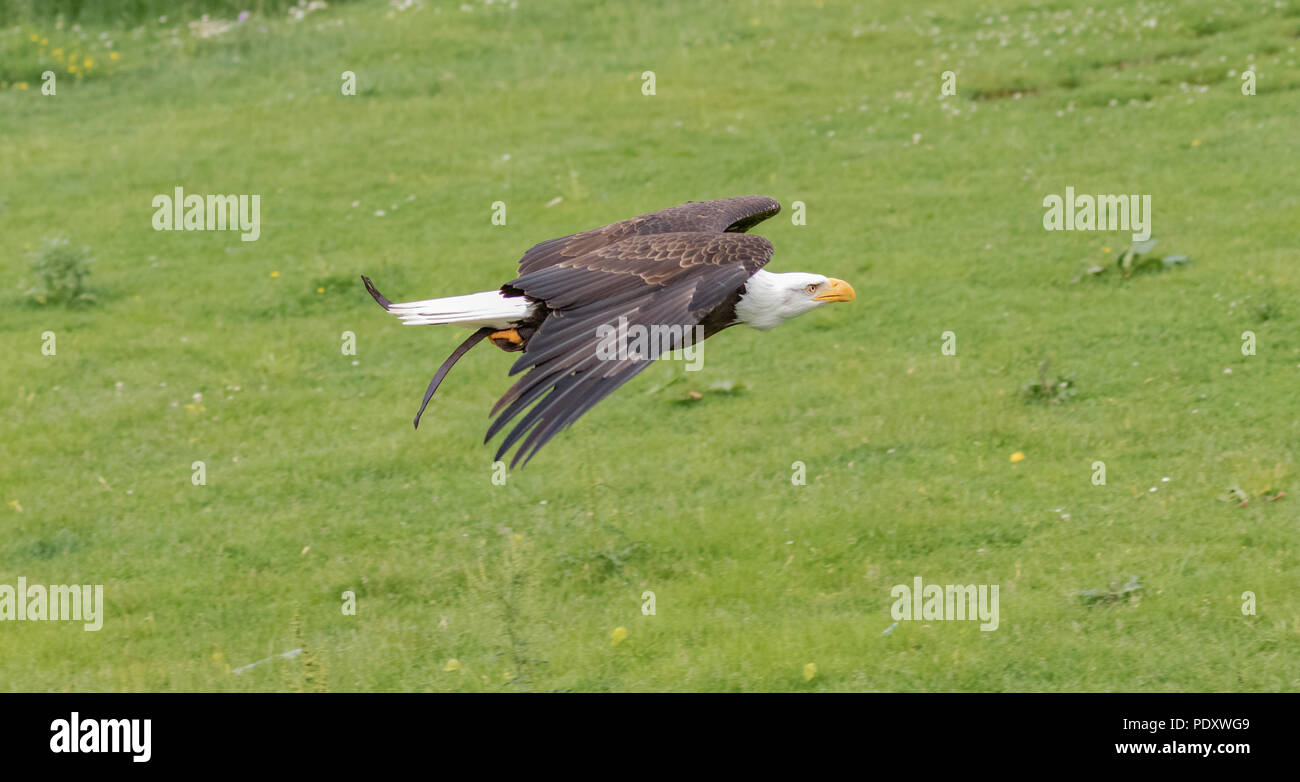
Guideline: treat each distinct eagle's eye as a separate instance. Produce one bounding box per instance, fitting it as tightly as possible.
[804,283,819,295]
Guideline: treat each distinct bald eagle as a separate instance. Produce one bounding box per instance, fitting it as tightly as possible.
[362,195,855,467]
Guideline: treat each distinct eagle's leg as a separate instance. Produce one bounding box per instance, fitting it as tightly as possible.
[489,327,527,353]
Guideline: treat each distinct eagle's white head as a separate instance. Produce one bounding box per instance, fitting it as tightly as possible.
[733,270,856,331]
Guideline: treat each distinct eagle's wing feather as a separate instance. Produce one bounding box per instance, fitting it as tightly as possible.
[490,231,775,467]
[515,195,780,276]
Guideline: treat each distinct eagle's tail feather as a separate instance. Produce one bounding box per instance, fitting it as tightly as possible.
[361,276,529,328]
[361,275,394,309]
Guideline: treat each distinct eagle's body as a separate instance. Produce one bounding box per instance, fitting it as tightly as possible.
[363,196,854,467]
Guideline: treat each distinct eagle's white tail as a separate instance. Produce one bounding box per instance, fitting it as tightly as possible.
[362,276,532,329]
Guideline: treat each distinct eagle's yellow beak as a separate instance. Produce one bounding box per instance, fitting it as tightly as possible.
[812,278,856,303]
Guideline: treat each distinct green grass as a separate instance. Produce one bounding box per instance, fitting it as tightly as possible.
[1,0,1298,692]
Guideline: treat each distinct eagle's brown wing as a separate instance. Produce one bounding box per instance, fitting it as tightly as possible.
[490,231,775,467]
[515,195,780,276]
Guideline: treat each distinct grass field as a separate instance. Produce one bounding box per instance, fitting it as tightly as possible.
[1,0,1298,692]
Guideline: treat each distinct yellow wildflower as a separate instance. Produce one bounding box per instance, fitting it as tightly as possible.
[110,52,120,61]
[610,626,628,645]
[443,659,461,672]
[803,662,817,681]
[1010,451,1025,463]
